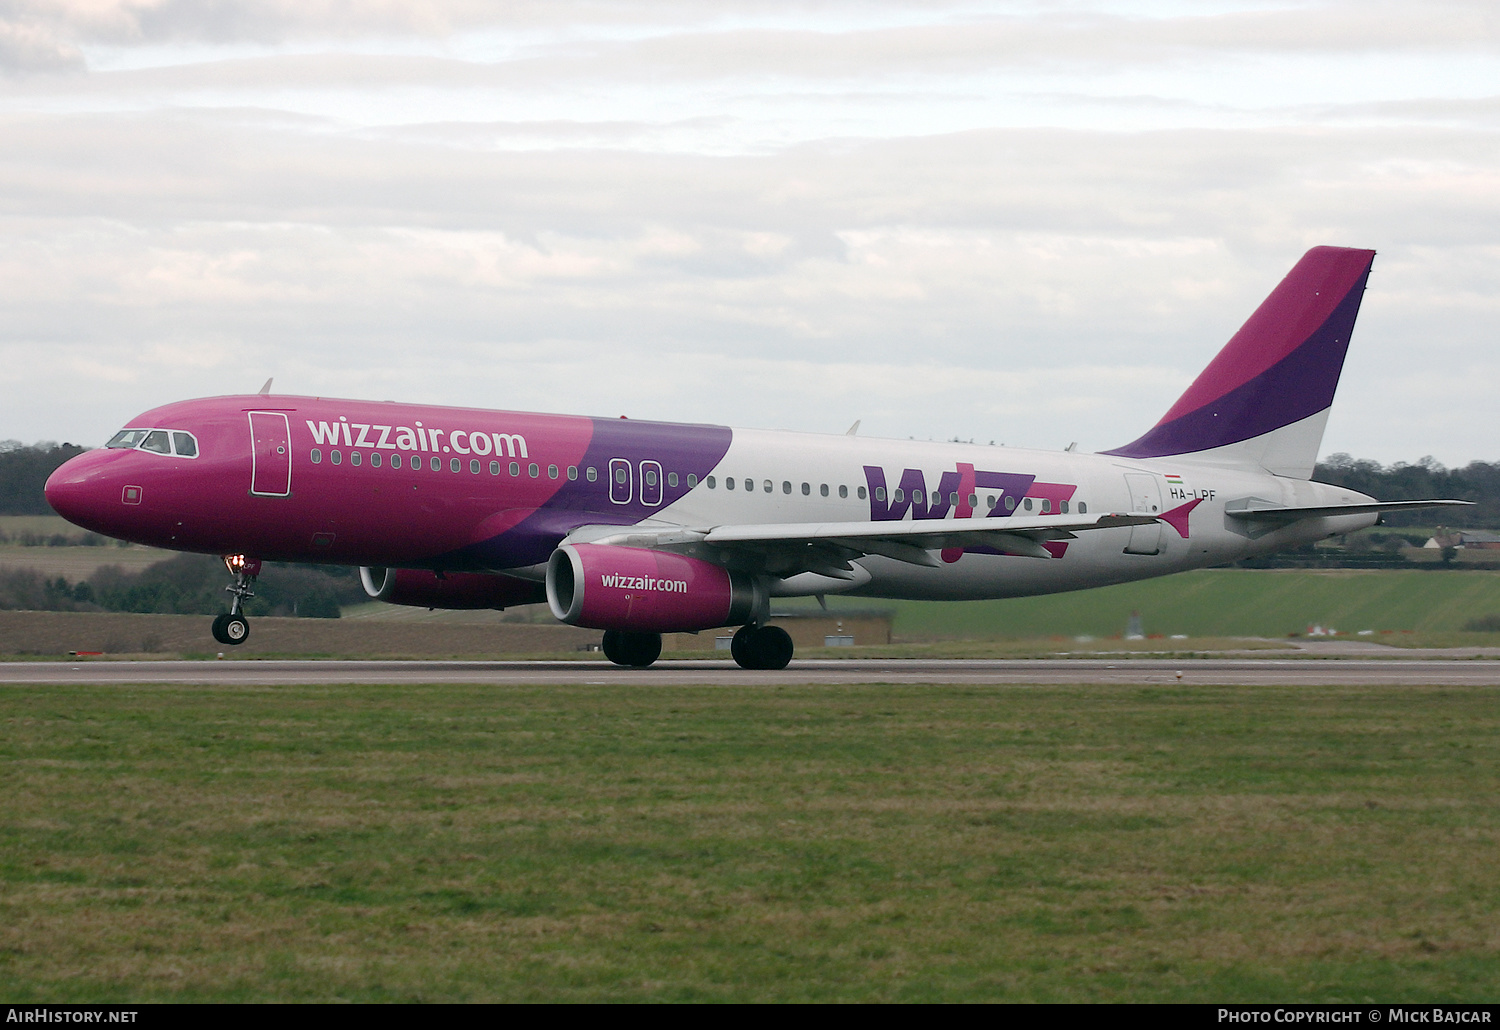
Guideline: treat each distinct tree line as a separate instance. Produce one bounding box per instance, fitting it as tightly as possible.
[0,554,363,618]
[1313,454,1500,528]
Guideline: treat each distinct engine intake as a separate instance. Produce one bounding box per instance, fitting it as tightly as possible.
[546,544,763,632]
[360,567,545,610]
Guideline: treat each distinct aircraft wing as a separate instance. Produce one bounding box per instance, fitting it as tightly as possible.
[1225,498,1473,522]
[574,512,1159,573]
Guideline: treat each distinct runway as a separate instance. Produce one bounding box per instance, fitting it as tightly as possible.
[3,656,1500,686]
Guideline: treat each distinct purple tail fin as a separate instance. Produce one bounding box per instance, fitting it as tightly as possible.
[1104,246,1375,479]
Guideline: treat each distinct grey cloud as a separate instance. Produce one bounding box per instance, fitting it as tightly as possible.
[1,104,1497,459]
[0,17,82,72]
[5,2,1499,85]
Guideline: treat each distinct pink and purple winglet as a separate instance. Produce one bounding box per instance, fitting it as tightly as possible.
[1105,246,1376,460]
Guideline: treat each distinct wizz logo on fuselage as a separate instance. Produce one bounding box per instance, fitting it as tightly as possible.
[863,463,1036,521]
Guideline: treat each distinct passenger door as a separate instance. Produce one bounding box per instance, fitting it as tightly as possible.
[248,411,292,497]
[1122,473,1162,555]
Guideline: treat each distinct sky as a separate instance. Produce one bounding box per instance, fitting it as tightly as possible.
[1,1,1497,465]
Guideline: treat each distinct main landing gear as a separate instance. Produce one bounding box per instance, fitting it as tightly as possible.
[598,625,794,670]
[730,624,794,670]
[211,555,261,646]
[601,630,662,668]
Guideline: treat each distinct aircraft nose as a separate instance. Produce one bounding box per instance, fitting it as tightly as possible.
[45,451,121,532]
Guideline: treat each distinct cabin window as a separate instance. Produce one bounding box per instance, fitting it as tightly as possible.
[1023,497,1033,511]
[106,429,151,449]
[331,450,342,465]
[548,464,559,480]
[668,472,679,488]
[370,453,381,468]
[450,457,461,473]
[801,483,810,496]
[1060,500,1068,514]
[911,490,923,505]
[820,484,829,497]
[969,494,978,509]
[875,487,886,501]
[310,448,322,464]
[644,468,657,486]
[568,466,579,481]
[430,457,441,471]
[490,460,500,475]
[839,485,847,499]
[1005,495,1017,511]
[687,474,697,487]
[949,492,959,507]
[1040,499,1050,513]
[470,459,480,474]
[141,431,171,455]
[172,432,198,458]
[1078,502,1087,514]
[762,480,771,493]
[390,453,401,469]
[782,481,792,495]
[744,479,753,492]
[894,488,905,503]
[725,477,735,490]
[702,475,711,488]
[614,466,626,484]
[350,451,362,467]
[585,467,597,482]
[529,463,539,478]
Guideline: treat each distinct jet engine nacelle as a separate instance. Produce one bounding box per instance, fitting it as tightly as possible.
[359,566,545,610]
[546,543,764,632]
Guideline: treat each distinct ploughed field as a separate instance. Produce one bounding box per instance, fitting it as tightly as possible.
[1,680,1496,1001]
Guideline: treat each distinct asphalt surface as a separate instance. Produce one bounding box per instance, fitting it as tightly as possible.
[3,656,1499,686]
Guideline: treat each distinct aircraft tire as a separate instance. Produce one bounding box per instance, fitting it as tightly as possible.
[211,614,231,644]
[222,614,250,646]
[753,625,793,670]
[730,624,755,667]
[601,629,623,664]
[732,625,793,670]
[617,631,661,668]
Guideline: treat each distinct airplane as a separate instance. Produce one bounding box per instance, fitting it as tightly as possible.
[43,246,1468,669]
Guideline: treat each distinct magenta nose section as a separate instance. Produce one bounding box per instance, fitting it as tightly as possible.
[45,451,123,534]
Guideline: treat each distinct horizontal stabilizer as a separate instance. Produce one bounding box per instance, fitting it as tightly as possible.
[1225,498,1472,522]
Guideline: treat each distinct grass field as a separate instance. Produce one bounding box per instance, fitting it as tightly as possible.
[806,569,1500,640]
[2,680,1497,1002]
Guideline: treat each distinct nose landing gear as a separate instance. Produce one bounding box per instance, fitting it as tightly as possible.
[211,555,261,646]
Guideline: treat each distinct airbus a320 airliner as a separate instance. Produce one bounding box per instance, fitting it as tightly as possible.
[44,247,1466,669]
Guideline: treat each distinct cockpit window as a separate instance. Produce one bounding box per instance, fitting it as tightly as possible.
[107,429,150,449]
[105,427,200,458]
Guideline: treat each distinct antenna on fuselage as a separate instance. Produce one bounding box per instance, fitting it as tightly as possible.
[845,420,860,436]
[258,378,273,396]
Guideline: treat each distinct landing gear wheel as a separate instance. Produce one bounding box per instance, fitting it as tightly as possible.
[612,631,661,668]
[731,625,794,670]
[212,613,250,645]
[730,624,754,667]
[601,629,623,664]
